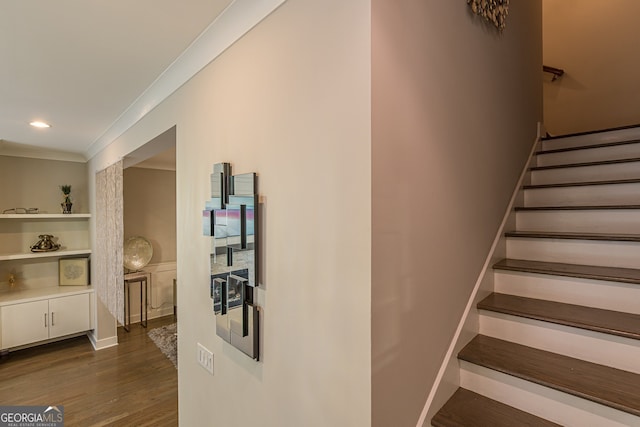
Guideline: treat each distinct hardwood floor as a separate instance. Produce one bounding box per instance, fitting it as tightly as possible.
[0,316,177,426]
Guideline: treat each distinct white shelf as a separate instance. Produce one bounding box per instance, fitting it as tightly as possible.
[0,249,91,261]
[0,213,91,219]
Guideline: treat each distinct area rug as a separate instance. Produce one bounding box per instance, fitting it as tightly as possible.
[148,323,177,369]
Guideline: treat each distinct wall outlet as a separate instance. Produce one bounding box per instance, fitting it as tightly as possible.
[197,342,214,374]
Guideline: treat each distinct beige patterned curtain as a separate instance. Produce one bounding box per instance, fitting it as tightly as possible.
[95,160,124,324]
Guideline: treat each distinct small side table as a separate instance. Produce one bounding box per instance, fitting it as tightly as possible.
[123,272,149,332]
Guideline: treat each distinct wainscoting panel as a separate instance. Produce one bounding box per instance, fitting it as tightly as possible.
[126,261,176,323]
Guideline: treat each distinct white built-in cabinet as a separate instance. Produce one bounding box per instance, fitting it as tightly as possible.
[2,299,49,347]
[1,293,90,348]
[0,214,93,350]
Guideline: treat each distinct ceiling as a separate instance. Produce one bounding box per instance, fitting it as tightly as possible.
[0,0,232,158]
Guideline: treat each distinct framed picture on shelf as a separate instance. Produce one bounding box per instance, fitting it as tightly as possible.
[59,257,90,286]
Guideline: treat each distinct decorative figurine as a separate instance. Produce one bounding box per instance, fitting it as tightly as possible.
[60,184,73,214]
[30,234,61,252]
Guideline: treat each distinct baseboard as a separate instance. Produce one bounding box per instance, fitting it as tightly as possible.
[416,133,542,426]
[89,331,118,351]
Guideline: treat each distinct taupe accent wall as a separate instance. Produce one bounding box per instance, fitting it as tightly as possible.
[544,0,640,135]
[0,155,87,214]
[123,167,176,264]
[371,2,542,426]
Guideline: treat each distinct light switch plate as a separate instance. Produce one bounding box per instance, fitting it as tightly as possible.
[197,342,214,374]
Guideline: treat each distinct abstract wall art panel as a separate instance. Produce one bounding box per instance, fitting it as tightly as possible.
[203,162,260,360]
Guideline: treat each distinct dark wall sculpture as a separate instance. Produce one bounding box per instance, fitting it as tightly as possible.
[203,162,260,360]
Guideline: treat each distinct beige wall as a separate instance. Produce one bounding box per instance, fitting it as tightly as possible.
[89,0,371,425]
[0,155,87,214]
[544,0,640,135]
[371,2,542,426]
[123,167,176,264]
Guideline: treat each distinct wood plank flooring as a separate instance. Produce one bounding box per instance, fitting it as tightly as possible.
[0,316,177,426]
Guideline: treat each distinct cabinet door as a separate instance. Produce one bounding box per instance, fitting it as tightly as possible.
[49,293,90,339]
[1,300,49,349]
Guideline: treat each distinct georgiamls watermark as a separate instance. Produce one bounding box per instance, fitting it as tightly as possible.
[0,406,64,427]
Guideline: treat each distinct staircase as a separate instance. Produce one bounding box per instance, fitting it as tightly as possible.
[432,129,640,427]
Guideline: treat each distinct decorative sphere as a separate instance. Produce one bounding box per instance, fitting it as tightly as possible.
[123,236,153,270]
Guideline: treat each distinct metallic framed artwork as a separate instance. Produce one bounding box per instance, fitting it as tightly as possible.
[203,163,260,360]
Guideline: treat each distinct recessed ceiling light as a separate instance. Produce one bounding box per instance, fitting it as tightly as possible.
[30,121,51,128]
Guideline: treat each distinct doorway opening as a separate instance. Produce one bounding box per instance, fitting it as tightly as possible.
[121,126,177,358]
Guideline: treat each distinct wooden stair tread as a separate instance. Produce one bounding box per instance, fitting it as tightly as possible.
[478,293,640,340]
[542,124,640,141]
[515,205,640,211]
[493,258,640,285]
[459,335,640,416]
[530,156,640,171]
[523,177,640,189]
[536,138,640,155]
[431,388,560,427]
[505,230,640,242]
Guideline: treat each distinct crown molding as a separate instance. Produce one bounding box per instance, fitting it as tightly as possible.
[0,139,86,163]
[85,0,287,160]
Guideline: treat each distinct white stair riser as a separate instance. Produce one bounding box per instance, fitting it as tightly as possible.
[494,271,640,315]
[479,311,640,375]
[541,128,640,151]
[531,162,640,185]
[460,361,640,427]
[524,183,640,207]
[506,237,640,269]
[536,143,640,167]
[516,209,640,234]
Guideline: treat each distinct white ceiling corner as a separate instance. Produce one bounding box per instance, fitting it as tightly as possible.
[86,0,287,160]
